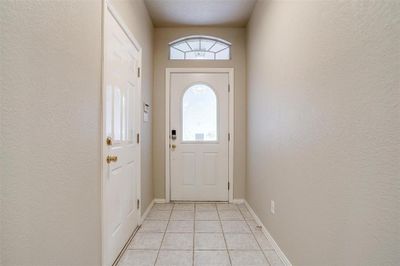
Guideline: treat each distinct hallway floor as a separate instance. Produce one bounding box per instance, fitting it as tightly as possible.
[118,202,284,266]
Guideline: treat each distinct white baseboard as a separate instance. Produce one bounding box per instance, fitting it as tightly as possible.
[231,198,245,204]
[154,198,166,203]
[140,199,155,224]
[244,200,292,266]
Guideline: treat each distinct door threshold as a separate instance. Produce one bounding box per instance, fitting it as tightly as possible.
[170,200,229,203]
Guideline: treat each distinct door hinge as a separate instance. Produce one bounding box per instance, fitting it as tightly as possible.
[228,84,230,92]
[137,133,140,144]
[137,67,141,78]
[137,199,140,209]
[228,182,230,190]
[228,133,230,141]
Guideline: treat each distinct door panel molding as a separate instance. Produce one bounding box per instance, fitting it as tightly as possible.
[165,68,234,203]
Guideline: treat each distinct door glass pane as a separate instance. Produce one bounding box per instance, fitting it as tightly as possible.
[210,42,228,52]
[114,87,121,141]
[127,82,135,143]
[200,39,215,51]
[174,41,191,52]
[121,90,126,141]
[215,48,230,60]
[187,39,200,50]
[106,85,113,137]
[182,84,217,141]
[170,48,184,59]
[185,51,214,60]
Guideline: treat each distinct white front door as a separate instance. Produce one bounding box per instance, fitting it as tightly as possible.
[102,7,141,266]
[170,73,229,201]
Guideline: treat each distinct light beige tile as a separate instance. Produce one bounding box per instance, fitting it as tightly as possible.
[195,221,222,233]
[174,203,195,211]
[225,233,260,250]
[219,210,244,221]
[195,203,217,211]
[167,220,194,232]
[161,233,193,250]
[217,203,239,211]
[230,250,269,266]
[195,233,226,250]
[119,250,158,266]
[146,210,171,220]
[221,220,251,233]
[195,210,219,220]
[170,210,194,220]
[264,250,284,266]
[155,250,193,266]
[139,220,168,233]
[129,232,164,250]
[153,203,174,211]
[254,231,273,250]
[246,220,263,233]
[194,250,230,266]
[240,209,254,220]
[237,203,248,211]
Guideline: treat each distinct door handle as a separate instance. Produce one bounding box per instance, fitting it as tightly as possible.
[171,144,176,150]
[106,155,118,164]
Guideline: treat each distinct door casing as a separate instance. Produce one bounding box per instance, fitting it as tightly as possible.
[165,68,234,203]
[101,2,142,265]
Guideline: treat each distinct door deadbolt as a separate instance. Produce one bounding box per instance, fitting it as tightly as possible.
[171,129,177,140]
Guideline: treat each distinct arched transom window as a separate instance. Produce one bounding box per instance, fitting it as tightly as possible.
[169,35,231,60]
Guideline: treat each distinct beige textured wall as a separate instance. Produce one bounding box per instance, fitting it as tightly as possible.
[153,27,247,199]
[247,1,400,265]
[110,0,154,214]
[1,1,102,265]
[0,0,154,265]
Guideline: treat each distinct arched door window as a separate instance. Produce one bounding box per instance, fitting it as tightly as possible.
[182,84,217,141]
[170,36,231,60]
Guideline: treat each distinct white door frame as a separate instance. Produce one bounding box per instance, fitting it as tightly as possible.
[165,68,234,203]
[101,1,142,265]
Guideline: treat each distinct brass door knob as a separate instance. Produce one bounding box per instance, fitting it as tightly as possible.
[106,155,118,164]
[171,144,176,149]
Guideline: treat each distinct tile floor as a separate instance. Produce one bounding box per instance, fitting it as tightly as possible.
[118,202,285,266]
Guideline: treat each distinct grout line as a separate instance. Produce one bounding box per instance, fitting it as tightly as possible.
[153,203,174,266]
[238,204,272,266]
[217,204,233,266]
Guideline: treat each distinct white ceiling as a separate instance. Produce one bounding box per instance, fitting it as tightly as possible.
[144,0,258,27]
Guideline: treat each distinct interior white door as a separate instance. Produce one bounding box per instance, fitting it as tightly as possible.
[170,73,229,201]
[103,8,141,266]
